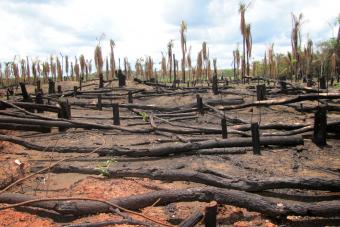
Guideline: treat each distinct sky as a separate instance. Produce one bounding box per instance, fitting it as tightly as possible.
[0,0,339,69]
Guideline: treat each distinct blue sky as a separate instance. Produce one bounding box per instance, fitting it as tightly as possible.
[0,0,339,68]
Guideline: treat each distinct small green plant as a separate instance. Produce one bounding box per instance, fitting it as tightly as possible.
[335,83,340,89]
[140,112,149,122]
[95,159,115,177]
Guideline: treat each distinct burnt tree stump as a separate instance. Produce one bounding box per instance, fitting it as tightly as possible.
[35,92,44,113]
[48,79,55,94]
[212,75,219,95]
[112,103,120,125]
[19,82,32,102]
[256,84,266,101]
[97,94,102,111]
[118,70,126,87]
[204,201,217,227]
[221,117,228,139]
[251,122,261,155]
[128,91,133,103]
[196,94,204,115]
[313,106,327,146]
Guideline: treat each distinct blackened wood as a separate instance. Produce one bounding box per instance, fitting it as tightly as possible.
[221,118,227,139]
[57,85,62,93]
[48,79,55,94]
[251,122,261,155]
[58,101,71,120]
[220,93,340,110]
[179,210,203,227]
[0,123,50,133]
[36,80,41,92]
[1,187,340,218]
[204,201,217,227]
[128,91,133,103]
[196,94,204,115]
[172,54,177,88]
[97,95,102,111]
[73,86,78,97]
[313,106,327,146]
[19,82,32,102]
[320,76,326,89]
[118,69,126,87]
[35,92,44,113]
[112,103,120,125]
[256,84,266,101]
[99,73,104,88]
[212,75,218,95]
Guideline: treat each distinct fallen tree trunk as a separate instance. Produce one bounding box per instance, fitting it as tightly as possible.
[0,187,339,217]
[51,166,340,192]
[219,93,340,110]
[0,123,50,132]
[0,102,60,113]
[0,134,302,157]
[97,135,304,156]
[0,116,152,133]
[0,134,247,156]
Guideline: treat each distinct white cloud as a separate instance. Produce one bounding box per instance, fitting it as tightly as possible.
[0,0,339,68]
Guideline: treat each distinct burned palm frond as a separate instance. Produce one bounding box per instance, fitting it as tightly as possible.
[180,20,187,82]
[57,57,63,81]
[94,45,103,78]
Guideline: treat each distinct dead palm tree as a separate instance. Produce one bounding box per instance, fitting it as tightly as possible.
[79,54,86,81]
[26,56,30,82]
[167,40,174,82]
[291,12,303,81]
[239,3,247,82]
[180,21,187,82]
[245,23,252,77]
[57,57,62,81]
[65,55,69,78]
[94,45,104,81]
[109,39,116,80]
[187,46,192,82]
